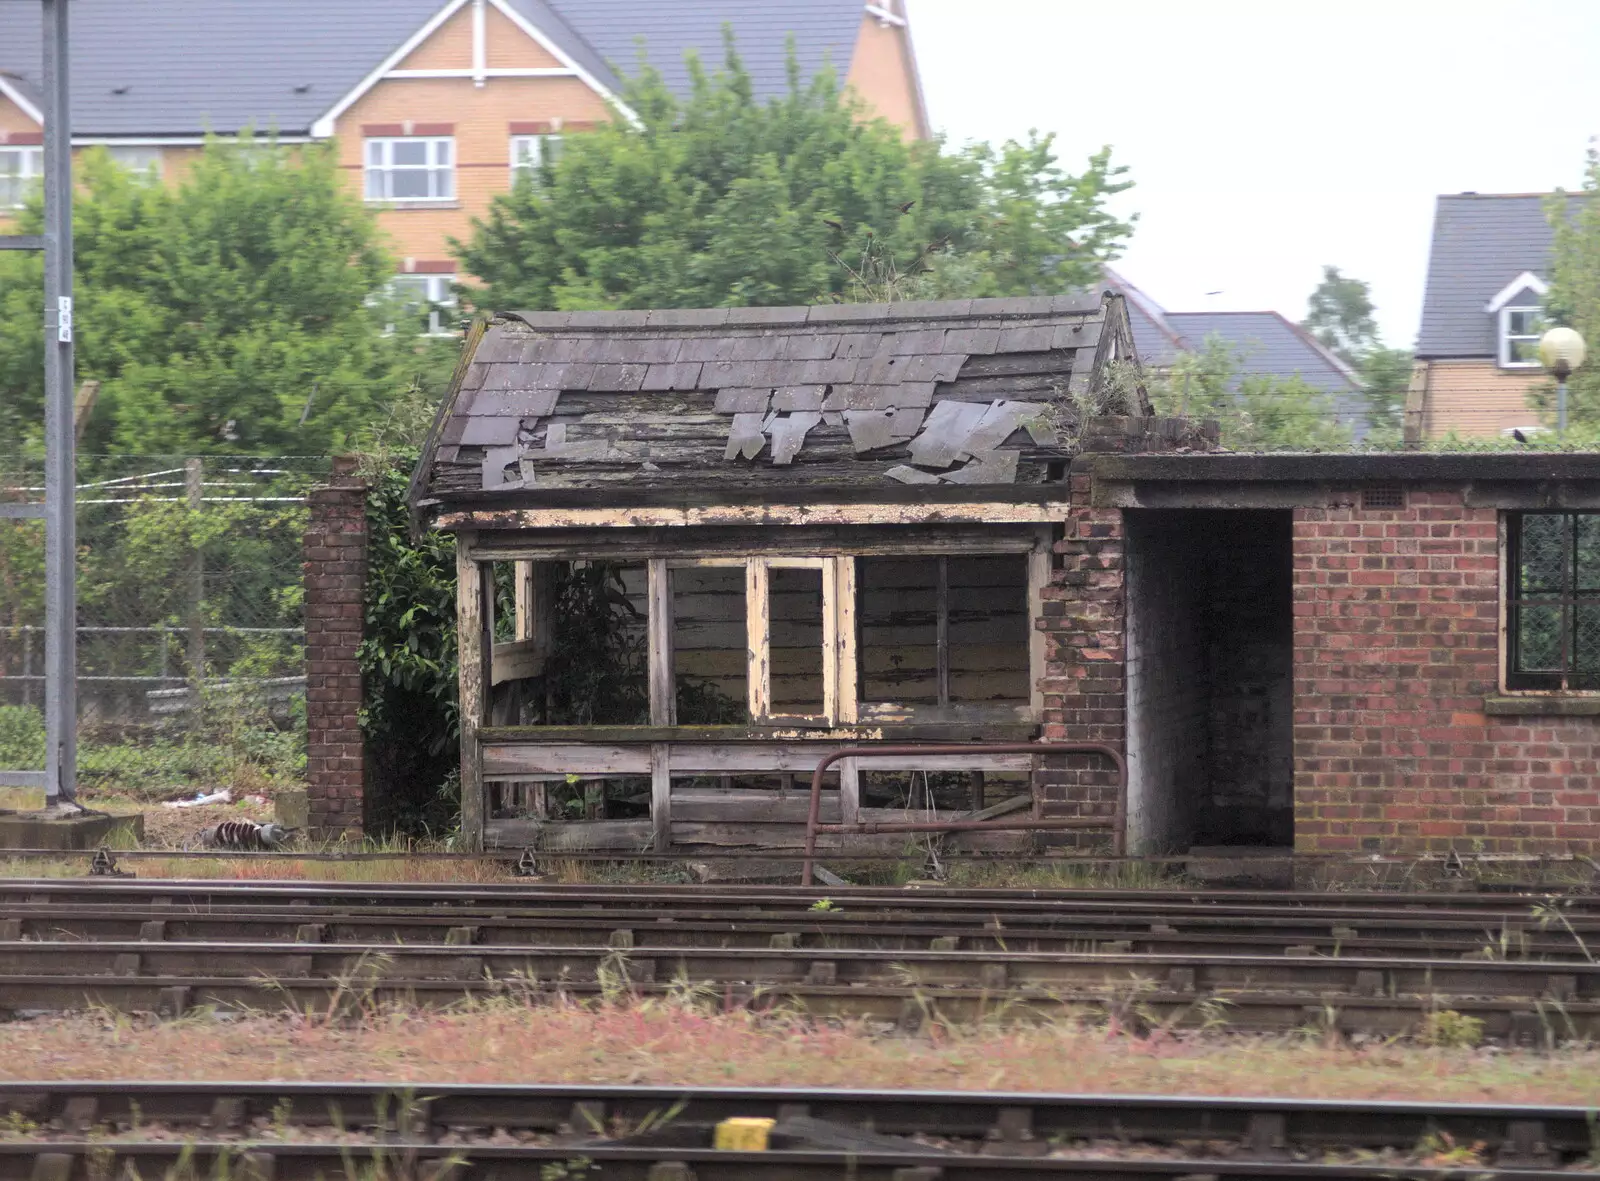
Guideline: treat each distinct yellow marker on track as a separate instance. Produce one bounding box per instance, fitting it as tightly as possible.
[714,1116,776,1151]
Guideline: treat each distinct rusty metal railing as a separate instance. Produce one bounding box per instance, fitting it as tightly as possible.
[800,743,1127,886]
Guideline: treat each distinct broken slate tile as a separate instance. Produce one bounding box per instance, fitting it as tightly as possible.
[902,353,967,384]
[462,390,560,417]
[845,407,923,452]
[587,363,649,392]
[996,324,1058,354]
[724,412,767,461]
[939,449,1020,484]
[961,401,1026,455]
[885,464,942,484]
[768,411,823,465]
[459,416,521,446]
[641,361,704,391]
[1014,402,1060,446]
[714,388,772,414]
[907,400,988,468]
[771,385,825,411]
[481,446,519,489]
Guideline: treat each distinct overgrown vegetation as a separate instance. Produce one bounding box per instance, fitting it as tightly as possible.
[358,458,460,837]
[457,36,1134,312]
[1147,335,1354,451]
[0,139,456,457]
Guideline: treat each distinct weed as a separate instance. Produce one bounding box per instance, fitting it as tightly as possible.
[1416,1009,1485,1049]
[808,898,837,912]
[1533,896,1596,963]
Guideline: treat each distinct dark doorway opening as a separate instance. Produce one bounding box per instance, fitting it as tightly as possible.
[1124,510,1294,852]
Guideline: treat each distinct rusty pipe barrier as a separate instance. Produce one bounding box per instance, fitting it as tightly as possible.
[801,743,1127,886]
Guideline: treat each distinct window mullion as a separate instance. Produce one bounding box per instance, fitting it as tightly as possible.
[936,555,950,707]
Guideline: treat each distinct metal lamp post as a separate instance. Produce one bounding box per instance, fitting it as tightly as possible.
[1539,326,1587,436]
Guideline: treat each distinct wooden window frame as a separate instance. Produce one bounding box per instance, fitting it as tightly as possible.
[855,530,1051,723]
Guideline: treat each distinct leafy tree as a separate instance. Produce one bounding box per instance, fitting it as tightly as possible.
[1542,149,1600,424]
[0,139,451,457]
[1302,264,1378,364]
[1300,265,1411,441]
[1149,335,1352,451]
[457,38,1135,310]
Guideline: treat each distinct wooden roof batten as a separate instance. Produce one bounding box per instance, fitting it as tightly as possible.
[412,292,1146,520]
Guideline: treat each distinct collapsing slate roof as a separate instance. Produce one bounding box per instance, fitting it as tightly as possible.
[414,293,1142,506]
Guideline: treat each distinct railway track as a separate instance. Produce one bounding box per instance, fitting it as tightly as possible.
[0,938,1597,1037]
[1,880,1598,1034]
[0,1081,1593,1179]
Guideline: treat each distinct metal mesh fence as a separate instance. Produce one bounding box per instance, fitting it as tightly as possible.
[0,455,328,798]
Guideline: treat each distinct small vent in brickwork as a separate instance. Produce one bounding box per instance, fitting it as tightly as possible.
[1362,485,1405,510]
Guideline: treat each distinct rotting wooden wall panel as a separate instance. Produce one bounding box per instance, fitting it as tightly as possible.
[455,534,488,850]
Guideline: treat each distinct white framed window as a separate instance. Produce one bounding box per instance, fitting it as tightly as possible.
[0,146,42,210]
[509,134,561,184]
[389,273,458,336]
[1500,305,1544,368]
[364,136,454,202]
[105,145,163,179]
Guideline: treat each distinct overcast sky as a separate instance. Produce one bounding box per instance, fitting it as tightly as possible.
[909,0,1600,348]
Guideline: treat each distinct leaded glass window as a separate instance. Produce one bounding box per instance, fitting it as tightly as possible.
[1506,512,1600,690]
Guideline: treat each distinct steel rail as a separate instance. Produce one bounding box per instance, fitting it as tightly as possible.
[2,1081,1595,1165]
[2,878,1593,916]
[5,902,1597,960]
[0,1141,1578,1180]
[801,743,1129,885]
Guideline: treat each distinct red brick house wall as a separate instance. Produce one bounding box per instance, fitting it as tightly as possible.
[1036,471,1126,848]
[1293,489,1600,855]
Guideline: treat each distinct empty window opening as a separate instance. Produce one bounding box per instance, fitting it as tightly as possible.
[1124,511,1294,854]
[857,555,1029,712]
[769,565,825,716]
[1506,511,1600,691]
[671,566,750,723]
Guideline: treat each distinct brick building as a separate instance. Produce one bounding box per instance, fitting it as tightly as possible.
[1058,452,1600,860]
[374,294,1600,861]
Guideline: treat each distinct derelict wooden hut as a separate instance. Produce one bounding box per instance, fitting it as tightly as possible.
[410,293,1149,856]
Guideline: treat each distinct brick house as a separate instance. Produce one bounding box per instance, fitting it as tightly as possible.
[0,0,927,318]
[380,292,1600,863]
[1407,192,1583,441]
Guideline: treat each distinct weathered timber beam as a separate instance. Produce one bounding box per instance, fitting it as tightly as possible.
[441,501,1071,532]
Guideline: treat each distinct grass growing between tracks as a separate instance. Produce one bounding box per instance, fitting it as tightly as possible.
[2,1000,1599,1105]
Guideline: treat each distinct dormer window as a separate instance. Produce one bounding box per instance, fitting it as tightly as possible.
[1500,305,1545,367]
[1486,271,1550,370]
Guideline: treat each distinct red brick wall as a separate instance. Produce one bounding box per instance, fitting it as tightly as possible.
[1036,470,1126,848]
[303,465,368,839]
[1294,489,1600,855]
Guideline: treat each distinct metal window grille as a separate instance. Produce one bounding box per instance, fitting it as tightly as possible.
[1506,511,1600,691]
[1361,485,1405,510]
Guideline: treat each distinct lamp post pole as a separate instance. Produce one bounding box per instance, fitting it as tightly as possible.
[1539,327,1586,441]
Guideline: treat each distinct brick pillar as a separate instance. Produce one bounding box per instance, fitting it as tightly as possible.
[1037,466,1127,850]
[303,457,367,840]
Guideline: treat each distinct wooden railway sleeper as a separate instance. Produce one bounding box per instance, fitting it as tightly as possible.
[1499,1119,1555,1167]
[981,1106,1046,1157]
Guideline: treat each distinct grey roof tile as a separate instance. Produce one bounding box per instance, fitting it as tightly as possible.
[1416,193,1583,358]
[421,294,1127,498]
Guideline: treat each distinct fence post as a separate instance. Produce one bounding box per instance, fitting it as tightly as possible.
[185,458,204,726]
[303,457,368,841]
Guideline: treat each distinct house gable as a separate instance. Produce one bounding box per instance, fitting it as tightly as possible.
[0,75,43,132]
[845,4,930,139]
[312,0,631,138]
